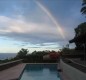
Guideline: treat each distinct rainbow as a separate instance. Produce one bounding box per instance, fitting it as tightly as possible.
[35,1,65,39]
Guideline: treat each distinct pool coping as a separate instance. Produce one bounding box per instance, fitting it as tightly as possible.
[18,64,27,80]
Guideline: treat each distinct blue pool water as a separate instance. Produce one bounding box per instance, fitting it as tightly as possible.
[20,64,61,80]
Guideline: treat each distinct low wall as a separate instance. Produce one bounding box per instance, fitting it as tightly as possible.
[0,59,23,71]
[60,59,86,80]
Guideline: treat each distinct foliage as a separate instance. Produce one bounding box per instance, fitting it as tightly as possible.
[31,51,49,56]
[16,48,29,59]
[73,0,86,50]
[0,50,59,64]
[24,51,50,63]
[82,0,86,5]
[60,47,70,54]
[81,0,86,14]
[0,48,28,64]
[23,50,59,63]
[75,22,86,36]
[74,22,86,50]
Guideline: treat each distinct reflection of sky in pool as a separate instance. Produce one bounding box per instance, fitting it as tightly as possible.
[20,64,61,80]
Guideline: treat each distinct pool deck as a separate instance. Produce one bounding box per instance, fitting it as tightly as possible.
[0,63,68,80]
[59,71,71,80]
[0,63,26,80]
[58,63,71,80]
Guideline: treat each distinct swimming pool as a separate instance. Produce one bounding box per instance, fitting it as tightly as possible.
[20,64,61,80]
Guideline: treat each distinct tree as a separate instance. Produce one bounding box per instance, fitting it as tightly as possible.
[81,0,86,15]
[60,47,70,54]
[16,48,29,59]
[75,22,86,36]
[74,22,86,50]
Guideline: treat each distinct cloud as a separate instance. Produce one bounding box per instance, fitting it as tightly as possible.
[0,0,77,49]
[0,15,56,34]
[0,0,80,53]
[0,15,64,44]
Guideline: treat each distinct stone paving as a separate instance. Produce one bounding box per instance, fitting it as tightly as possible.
[0,63,26,80]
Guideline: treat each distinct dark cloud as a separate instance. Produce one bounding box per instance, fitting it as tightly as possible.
[0,31,65,44]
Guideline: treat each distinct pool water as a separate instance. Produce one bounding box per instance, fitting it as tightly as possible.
[20,64,61,80]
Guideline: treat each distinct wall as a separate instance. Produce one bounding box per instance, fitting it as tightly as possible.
[0,59,23,71]
[60,59,86,80]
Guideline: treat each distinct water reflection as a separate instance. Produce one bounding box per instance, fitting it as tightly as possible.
[20,64,60,80]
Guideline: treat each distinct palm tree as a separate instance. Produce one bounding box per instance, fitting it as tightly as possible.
[81,0,86,14]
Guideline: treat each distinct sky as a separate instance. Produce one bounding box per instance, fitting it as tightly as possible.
[0,0,85,53]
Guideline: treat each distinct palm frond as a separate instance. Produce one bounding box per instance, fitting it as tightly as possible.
[82,0,86,5]
[81,6,86,14]
[82,2,86,5]
[82,10,86,14]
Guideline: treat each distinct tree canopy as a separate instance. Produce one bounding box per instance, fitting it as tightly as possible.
[75,22,86,37]
[72,22,86,50]
[16,48,29,59]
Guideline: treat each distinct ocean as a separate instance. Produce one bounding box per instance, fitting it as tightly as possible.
[0,53,17,60]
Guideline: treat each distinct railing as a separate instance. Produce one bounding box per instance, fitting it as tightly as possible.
[0,59,23,71]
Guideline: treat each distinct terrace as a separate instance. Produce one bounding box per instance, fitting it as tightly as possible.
[0,60,25,80]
